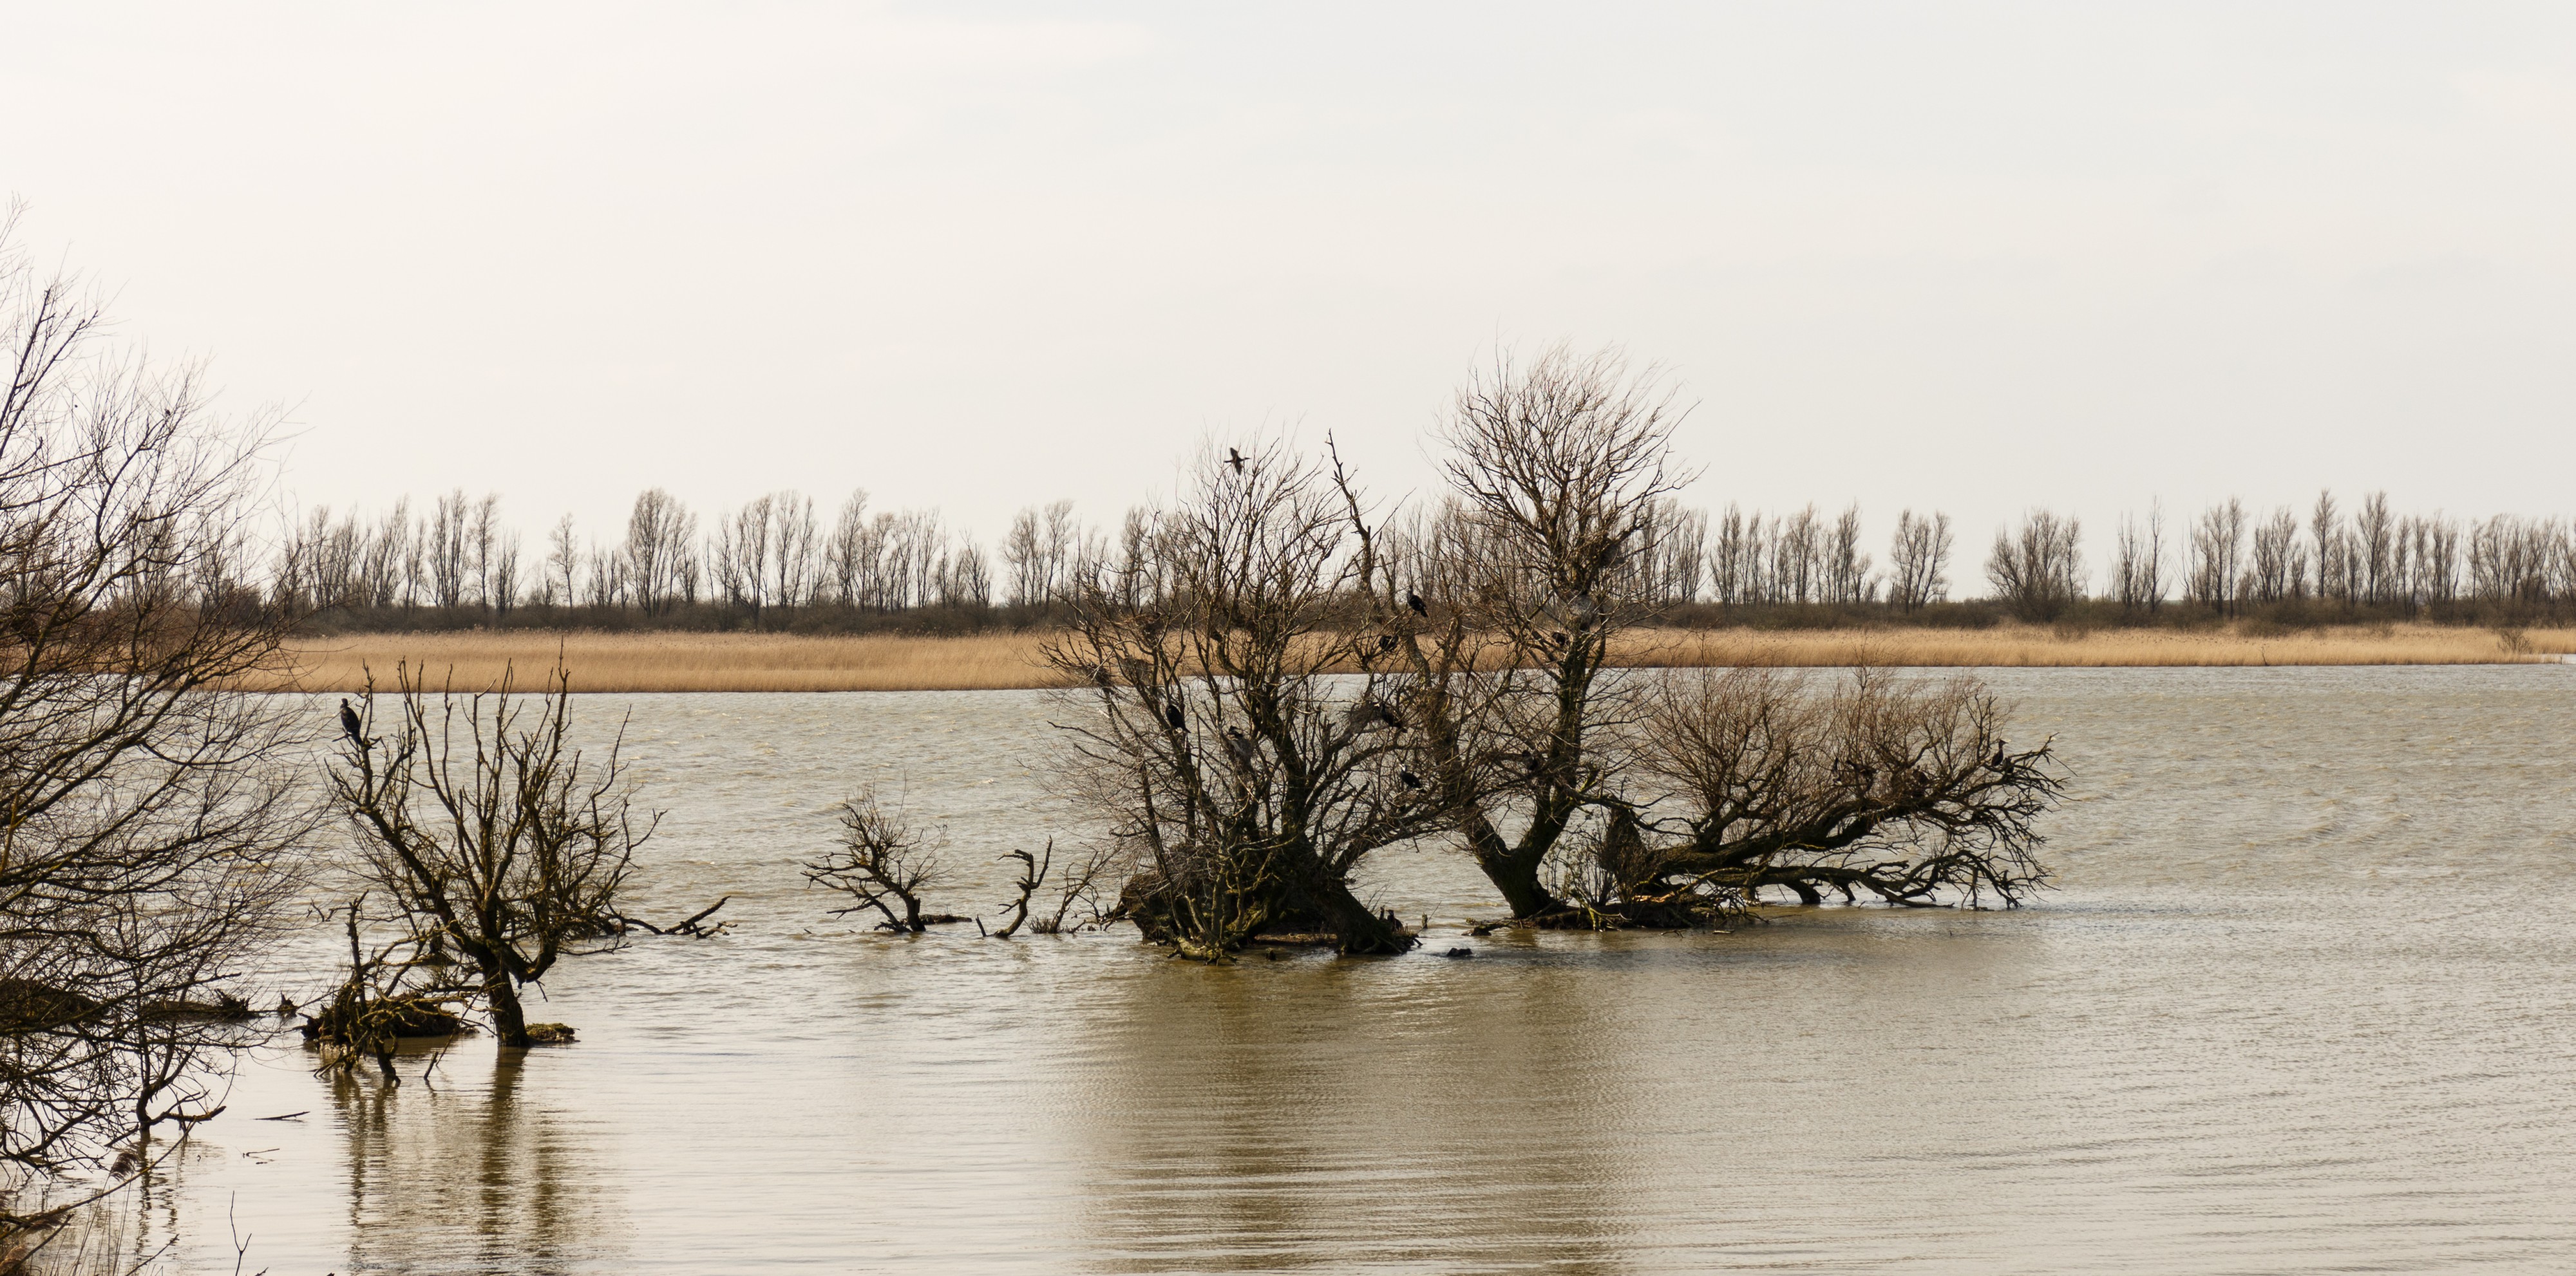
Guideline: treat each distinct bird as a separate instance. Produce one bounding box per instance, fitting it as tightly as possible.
[1439,946,1473,959]
[338,698,363,746]
[1405,590,1427,616]
[1991,740,2009,769]
[1376,634,1397,653]
[1376,704,1404,730]
[1397,769,1424,790]
[1163,700,1186,731]
[1224,726,1260,765]
[1548,630,1569,648]
[1226,447,1247,473]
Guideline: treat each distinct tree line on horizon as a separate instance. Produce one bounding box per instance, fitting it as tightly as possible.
[264,482,2576,630]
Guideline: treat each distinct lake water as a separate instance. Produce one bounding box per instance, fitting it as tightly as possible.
[90,666,2576,1273]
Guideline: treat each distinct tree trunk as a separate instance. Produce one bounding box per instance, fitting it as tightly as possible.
[484,964,530,1049]
[1477,843,1561,919]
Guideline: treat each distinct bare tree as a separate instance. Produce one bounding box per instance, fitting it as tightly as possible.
[1621,668,2061,911]
[2112,504,2166,615]
[2247,506,2306,603]
[1985,511,2085,621]
[1388,345,1697,919]
[2189,499,2247,614]
[545,514,580,610]
[330,663,656,1048]
[624,488,696,614]
[1824,504,1873,604]
[1886,509,1953,610]
[0,211,314,1203]
[1040,439,1448,956]
[802,793,953,934]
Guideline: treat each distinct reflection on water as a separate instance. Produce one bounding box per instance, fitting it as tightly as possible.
[95,667,2576,1271]
[330,1047,621,1273]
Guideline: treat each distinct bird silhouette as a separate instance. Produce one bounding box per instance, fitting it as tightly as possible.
[1376,633,1397,653]
[1164,700,1186,731]
[1376,704,1404,730]
[1405,591,1427,616]
[1397,769,1424,790]
[1991,740,2009,768]
[338,698,363,746]
[1226,447,1247,473]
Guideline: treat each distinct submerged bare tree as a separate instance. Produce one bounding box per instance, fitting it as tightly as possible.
[803,793,954,934]
[1359,346,2067,930]
[1365,345,1695,920]
[330,663,655,1049]
[1039,440,1451,957]
[1615,668,2060,914]
[0,207,314,1215]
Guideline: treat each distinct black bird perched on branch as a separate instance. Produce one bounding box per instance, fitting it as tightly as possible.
[1397,769,1424,790]
[1405,590,1427,616]
[1164,700,1186,731]
[1376,704,1404,731]
[339,698,363,747]
[1991,740,2009,769]
[1226,447,1247,473]
[1377,633,1397,653]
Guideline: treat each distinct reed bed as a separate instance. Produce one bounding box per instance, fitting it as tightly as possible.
[1615,624,2576,670]
[267,632,1068,693]
[256,623,2575,694]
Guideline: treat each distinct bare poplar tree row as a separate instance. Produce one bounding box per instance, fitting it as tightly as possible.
[273,476,2575,625]
[2087,490,2576,619]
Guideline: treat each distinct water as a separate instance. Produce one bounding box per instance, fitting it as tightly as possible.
[98,666,2576,1272]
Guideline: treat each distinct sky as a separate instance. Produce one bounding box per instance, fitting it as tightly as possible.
[5,1,2573,576]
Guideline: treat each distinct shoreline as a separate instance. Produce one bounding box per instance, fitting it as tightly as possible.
[256,624,2576,694]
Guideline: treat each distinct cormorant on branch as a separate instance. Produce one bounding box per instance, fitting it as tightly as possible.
[338,698,363,747]
[1397,769,1424,790]
[1405,590,1427,616]
[1226,447,1247,473]
[1377,633,1397,653]
[1991,740,2009,768]
[1163,700,1186,731]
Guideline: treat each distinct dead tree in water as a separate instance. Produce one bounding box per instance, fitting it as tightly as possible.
[330,662,656,1049]
[1363,344,1695,922]
[802,794,956,934]
[1039,440,1454,958]
[1615,667,2061,917]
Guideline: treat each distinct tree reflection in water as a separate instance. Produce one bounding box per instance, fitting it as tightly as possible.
[331,1041,623,1273]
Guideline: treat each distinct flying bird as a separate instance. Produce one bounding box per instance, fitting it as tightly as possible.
[1227,447,1247,473]
[339,698,363,746]
[1405,591,1427,616]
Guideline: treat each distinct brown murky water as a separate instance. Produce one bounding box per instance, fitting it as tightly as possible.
[97,667,2576,1272]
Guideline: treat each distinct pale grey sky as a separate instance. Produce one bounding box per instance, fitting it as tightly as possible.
[6,2,2572,574]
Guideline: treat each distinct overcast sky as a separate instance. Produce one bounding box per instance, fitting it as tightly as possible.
[6,2,2573,572]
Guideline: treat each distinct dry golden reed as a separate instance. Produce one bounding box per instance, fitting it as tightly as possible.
[253,623,2574,695]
